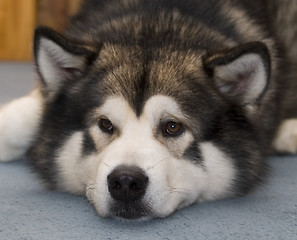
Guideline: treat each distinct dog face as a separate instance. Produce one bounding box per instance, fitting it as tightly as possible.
[83,94,239,219]
[30,26,270,219]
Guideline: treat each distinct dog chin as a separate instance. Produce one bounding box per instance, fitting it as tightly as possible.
[108,200,153,220]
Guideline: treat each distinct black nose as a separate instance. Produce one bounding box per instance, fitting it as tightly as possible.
[107,165,148,202]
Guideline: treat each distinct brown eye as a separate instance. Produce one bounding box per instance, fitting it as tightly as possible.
[161,121,184,137]
[99,118,114,134]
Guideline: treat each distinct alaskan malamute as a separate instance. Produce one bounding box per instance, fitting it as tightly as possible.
[1,0,297,219]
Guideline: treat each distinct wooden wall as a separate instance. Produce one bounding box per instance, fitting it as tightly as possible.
[37,0,82,33]
[0,0,36,60]
[0,0,82,61]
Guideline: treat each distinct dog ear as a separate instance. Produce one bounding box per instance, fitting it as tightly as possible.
[203,42,271,105]
[34,26,98,93]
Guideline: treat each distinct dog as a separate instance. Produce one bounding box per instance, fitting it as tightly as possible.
[0,0,297,219]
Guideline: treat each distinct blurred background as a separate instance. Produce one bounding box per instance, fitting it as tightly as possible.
[0,0,82,61]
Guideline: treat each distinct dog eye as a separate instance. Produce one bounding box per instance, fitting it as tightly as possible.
[99,118,114,134]
[161,121,184,137]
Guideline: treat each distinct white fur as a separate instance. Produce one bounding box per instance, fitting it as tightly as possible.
[199,142,236,200]
[0,90,43,162]
[272,119,297,154]
[56,131,99,194]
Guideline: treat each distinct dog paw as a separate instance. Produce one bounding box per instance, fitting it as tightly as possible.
[0,91,43,162]
[0,143,25,162]
[0,110,26,162]
[272,119,297,154]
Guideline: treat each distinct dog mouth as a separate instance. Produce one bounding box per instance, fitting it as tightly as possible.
[109,200,153,219]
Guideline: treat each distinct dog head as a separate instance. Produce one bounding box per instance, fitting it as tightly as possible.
[31,26,269,219]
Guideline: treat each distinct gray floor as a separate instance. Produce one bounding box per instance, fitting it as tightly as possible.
[0,62,296,240]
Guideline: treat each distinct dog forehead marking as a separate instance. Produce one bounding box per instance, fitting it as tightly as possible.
[143,95,186,124]
[97,95,137,129]
[97,94,185,127]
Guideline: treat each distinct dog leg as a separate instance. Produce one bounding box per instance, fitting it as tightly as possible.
[272,119,297,154]
[0,90,43,162]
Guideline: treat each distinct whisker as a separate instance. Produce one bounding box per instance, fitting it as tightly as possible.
[86,183,97,188]
[87,198,95,205]
[146,158,166,171]
[169,190,188,195]
[167,187,192,195]
[87,182,95,186]
[86,181,97,193]
[171,187,191,191]
[87,175,96,182]
[103,162,111,168]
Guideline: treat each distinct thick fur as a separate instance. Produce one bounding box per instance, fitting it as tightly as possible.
[0,0,297,219]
